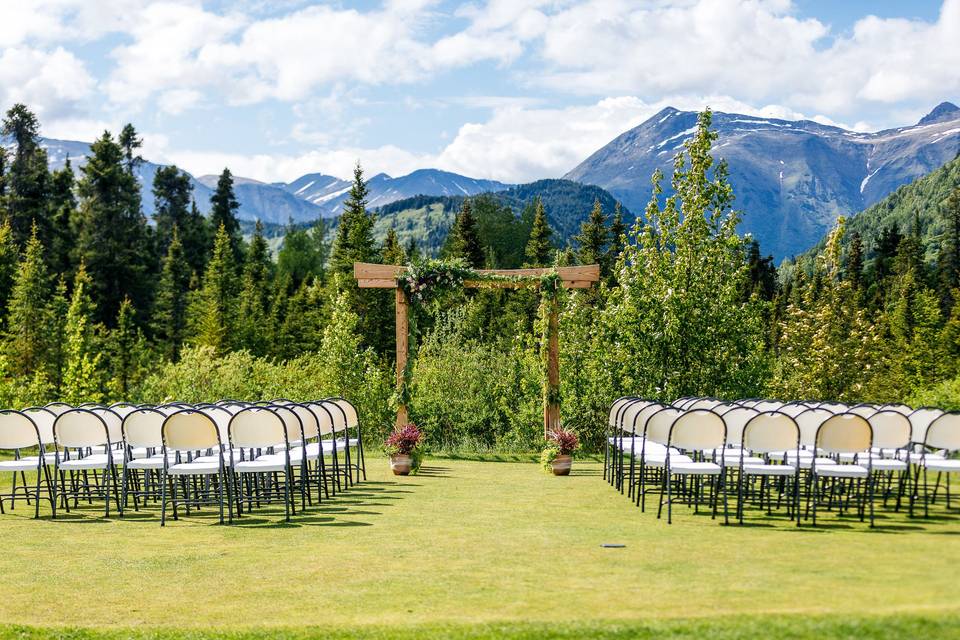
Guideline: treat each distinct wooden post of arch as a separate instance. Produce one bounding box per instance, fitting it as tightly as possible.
[354,262,601,437]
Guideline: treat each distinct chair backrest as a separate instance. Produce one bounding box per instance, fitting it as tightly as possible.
[633,403,667,436]
[686,398,722,411]
[777,403,809,418]
[288,403,320,440]
[0,410,41,450]
[321,400,348,434]
[54,409,110,449]
[738,399,761,407]
[742,412,800,454]
[668,409,726,451]
[753,400,784,413]
[618,401,651,435]
[719,407,759,446]
[43,402,74,416]
[200,405,234,434]
[866,410,911,450]
[848,404,879,418]
[307,402,336,436]
[882,403,913,416]
[92,408,123,443]
[794,408,835,447]
[20,407,56,445]
[327,398,359,428]
[109,403,139,418]
[645,407,683,444]
[817,402,849,414]
[924,413,960,452]
[162,410,221,452]
[816,413,872,454]
[908,407,945,442]
[229,407,286,449]
[611,398,645,429]
[608,397,635,426]
[270,405,304,444]
[122,408,167,448]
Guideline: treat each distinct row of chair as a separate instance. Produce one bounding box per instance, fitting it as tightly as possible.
[604,397,960,526]
[0,398,365,525]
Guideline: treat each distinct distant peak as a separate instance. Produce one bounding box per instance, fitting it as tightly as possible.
[918,101,960,125]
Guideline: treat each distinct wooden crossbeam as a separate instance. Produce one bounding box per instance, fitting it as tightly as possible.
[354,262,600,289]
[353,261,600,436]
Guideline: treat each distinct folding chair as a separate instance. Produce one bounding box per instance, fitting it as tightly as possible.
[0,410,54,517]
[52,409,122,518]
[737,412,801,525]
[160,410,232,526]
[121,408,169,510]
[808,413,874,527]
[916,412,960,517]
[230,407,295,521]
[657,409,729,525]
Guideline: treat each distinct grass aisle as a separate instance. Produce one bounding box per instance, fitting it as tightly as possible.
[0,458,957,638]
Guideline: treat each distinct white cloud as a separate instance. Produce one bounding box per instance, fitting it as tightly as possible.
[0,46,95,121]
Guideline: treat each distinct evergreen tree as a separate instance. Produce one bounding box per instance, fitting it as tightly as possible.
[188,224,237,354]
[607,201,627,266]
[106,298,146,398]
[1,104,50,247]
[405,238,422,263]
[47,276,69,392]
[62,264,103,404]
[937,187,960,314]
[152,227,191,361]
[444,199,485,268]
[118,123,143,174]
[235,220,274,356]
[330,162,377,274]
[152,165,193,254]
[743,239,778,301]
[0,222,18,326]
[3,228,52,376]
[524,197,553,267]
[575,199,609,273]
[74,131,152,325]
[209,168,243,262]
[847,231,865,294]
[278,222,325,288]
[381,227,407,265]
[47,158,76,276]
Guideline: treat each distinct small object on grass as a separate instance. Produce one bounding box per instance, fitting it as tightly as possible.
[601,543,626,548]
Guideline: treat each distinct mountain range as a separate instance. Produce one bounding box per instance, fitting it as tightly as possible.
[17,101,960,260]
[566,102,960,259]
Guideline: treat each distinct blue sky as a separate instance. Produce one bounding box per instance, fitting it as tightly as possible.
[1,0,957,183]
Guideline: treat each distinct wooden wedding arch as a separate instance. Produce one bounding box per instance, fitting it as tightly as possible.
[354,262,600,437]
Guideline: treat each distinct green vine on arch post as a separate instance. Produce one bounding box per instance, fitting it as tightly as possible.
[393,258,564,431]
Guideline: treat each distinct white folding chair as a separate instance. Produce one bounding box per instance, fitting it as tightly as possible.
[0,410,53,517]
[738,412,801,525]
[809,413,874,527]
[916,412,960,517]
[52,409,122,518]
[230,407,295,521]
[657,409,728,525]
[160,410,231,526]
[121,408,170,511]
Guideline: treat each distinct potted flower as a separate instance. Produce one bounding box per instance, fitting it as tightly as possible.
[541,427,579,476]
[385,423,424,476]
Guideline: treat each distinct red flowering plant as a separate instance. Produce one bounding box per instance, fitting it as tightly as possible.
[541,426,579,471]
[384,423,425,472]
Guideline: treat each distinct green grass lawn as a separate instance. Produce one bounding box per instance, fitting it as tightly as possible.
[0,457,957,638]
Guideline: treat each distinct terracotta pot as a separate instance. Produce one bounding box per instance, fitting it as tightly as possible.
[551,454,573,476]
[390,454,412,476]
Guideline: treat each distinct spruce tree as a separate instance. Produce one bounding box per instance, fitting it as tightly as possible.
[47,158,76,276]
[74,131,152,325]
[152,226,191,361]
[1,104,50,247]
[330,162,377,274]
[209,168,243,262]
[444,199,485,268]
[3,227,52,376]
[118,123,143,174]
[107,298,143,397]
[235,220,274,356]
[607,201,627,266]
[937,187,960,314]
[62,264,103,404]
[524,196,553,267]
[381,227,407,265]
[152,165,193,254]
[48,276,68,392]
[575,199,609,272]
[847,231,865,294]
[188,224,237,354]
[0,221,18,326]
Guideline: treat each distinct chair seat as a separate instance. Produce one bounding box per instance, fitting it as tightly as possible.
[742,463,796,476]
[720,453,765,465]
[168,462,224,475]
[814,464,869,478]
[0,458,46,471]
[897,450,945,462]
[59,454,111,470]
[924,459,960,472]
[322,439,359,451]
[869,458,908,472]
[670,461,722,475]
[235,459,288,473]
[643,453,692,467]
[797,457,838,469]
[126,456,171,470]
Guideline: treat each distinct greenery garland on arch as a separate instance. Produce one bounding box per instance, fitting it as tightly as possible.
[393,258,564,423]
